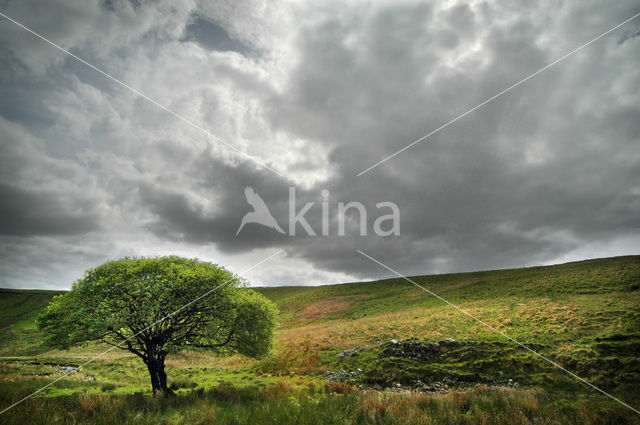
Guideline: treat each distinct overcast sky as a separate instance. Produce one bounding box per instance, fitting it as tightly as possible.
[1,0,639,290]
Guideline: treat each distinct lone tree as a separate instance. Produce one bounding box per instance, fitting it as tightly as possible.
[38,256,278,394]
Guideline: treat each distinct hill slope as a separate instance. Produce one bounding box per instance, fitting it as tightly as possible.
[0,256,639,396]
[257,255,640,325]
[1,256,639,355]
[0,256,639,423]
[0,289,63,356]
[249,256,640,391]
[0,289,63,327]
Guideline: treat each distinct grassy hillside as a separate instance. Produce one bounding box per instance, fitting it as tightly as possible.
[0,289,63,356]
[251,256,640,393]
[0,288,62,328]
[0,256,639,424]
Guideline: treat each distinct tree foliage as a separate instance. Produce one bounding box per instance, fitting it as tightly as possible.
[38,256,278,393]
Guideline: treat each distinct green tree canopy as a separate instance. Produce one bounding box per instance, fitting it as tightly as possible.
[38,256,278,393]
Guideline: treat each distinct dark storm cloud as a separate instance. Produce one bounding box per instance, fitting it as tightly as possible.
[138,162,292,252]
[0,183,99,236]
[258,1,640,277]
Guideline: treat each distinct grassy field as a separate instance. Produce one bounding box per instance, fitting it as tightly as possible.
[0,255,639,423]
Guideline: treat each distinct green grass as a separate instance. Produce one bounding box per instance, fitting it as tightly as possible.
[254,255,640,326]
[0,255,639,423]
[0,289,63,330]
[1,384,638,425]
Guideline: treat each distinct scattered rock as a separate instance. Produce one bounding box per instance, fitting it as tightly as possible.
[323,369,362,382]
[331,338,528,393]
[381,339,441,360]
[336,346,367,359]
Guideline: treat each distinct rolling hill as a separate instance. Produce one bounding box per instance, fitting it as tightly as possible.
[0,255,639,424]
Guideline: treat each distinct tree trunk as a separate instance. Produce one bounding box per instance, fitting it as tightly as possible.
[146,356,168,395]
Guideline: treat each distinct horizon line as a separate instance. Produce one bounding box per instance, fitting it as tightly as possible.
[3,253,638,292]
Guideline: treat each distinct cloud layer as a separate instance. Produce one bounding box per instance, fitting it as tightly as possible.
[1,0,638,289]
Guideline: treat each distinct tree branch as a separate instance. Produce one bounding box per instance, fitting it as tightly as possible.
[184,328,235,349]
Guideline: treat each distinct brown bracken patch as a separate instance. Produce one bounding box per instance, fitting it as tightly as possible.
[408,280,488,298]
[301,295,369,319]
